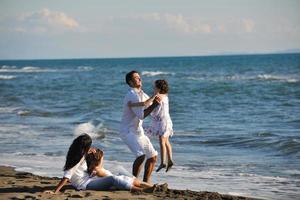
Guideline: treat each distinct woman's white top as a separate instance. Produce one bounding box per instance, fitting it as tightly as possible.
[63,157,91,190]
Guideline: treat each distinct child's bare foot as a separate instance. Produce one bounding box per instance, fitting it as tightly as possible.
[156,164,166,172]
[142,184,158,193]
[166,160,173,172]
[155,183,169,192]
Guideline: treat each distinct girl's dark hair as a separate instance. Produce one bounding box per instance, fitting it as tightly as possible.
[86,149,103,175]
[155,79,169,94]
[125,70,139,85]
[64,134,92,171]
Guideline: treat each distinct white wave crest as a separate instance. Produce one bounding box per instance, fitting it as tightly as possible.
[257,74,299,83]
[17,110,31,116]
[0,75,17,80]
[0,152,64,177]
[187,74,299,83]
[1,65,17,69]
[77,66,93,71]
[0,65,94,73]
[74,121,105,139]
[141,71,174,76]
[0,107,19,113]
[0,66,57,73]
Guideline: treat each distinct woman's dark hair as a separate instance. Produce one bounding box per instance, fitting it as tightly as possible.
[125,70,139,85]
[155,79,169,94]
[64,134,92,171]
[86,149,103,175]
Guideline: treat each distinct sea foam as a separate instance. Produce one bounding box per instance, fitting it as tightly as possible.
[187,74,299,83]
[141,71,174,76]
[74,121,105,139]
[0,65,94,73]
[0,75,17,80]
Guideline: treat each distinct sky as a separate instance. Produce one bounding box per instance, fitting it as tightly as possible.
[0,0,300,59]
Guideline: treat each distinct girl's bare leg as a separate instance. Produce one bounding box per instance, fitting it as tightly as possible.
[156,136,167,172]
[133,178,153,188]
[165,137,173,172]
[132,178,157,193]
[130,185,143,192]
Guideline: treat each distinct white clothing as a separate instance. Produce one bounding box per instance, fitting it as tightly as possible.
[104,169,134,190]
[87,168,134,191]
[146,95,173,137]
[120,88,158,159]
[63,157,91,190]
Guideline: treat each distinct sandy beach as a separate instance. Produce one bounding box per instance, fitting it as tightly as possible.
[0,166,259,200]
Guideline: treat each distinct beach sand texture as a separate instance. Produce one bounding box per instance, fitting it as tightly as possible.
[0,166,258,200]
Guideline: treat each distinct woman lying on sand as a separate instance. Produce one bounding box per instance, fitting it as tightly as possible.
[85,148,157,192]
[45,134,158,194]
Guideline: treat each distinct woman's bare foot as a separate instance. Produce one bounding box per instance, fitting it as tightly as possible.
[166,160,173,172]
[156,164,166,172]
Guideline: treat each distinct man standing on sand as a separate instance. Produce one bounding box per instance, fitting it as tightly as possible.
[120,70,160,183]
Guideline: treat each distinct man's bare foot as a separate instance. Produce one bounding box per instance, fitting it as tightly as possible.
[166,160,173,172]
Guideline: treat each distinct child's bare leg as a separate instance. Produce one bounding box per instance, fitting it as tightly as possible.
[130,185,143,192]
[156,136,166,172]
[133,178,153,188]
[165,137,173,172]
[132,178,157,193]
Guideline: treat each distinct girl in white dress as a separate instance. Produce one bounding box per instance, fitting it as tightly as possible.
[128,79,174,172]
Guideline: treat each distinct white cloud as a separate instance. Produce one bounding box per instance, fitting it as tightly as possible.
[16,8,80,33]
[120,13,212,34]
[242,19,255,33]
[109,13,257,35]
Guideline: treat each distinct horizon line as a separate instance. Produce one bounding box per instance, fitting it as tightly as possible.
[0,51,300,62]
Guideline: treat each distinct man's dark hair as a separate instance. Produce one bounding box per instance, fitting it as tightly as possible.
[125,70,139,86]
[155,79,169,94]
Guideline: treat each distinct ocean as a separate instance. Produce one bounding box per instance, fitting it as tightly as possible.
[0,54,299,199]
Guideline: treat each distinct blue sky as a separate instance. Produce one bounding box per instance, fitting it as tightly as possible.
[0,0,299,59]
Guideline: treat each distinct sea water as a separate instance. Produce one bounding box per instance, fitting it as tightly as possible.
[0,54,299,199]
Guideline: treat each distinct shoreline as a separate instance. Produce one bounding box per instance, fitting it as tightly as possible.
[0,166,258,200]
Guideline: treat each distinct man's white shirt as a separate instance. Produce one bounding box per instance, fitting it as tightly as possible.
[119,87,157,159]
[120,88,149,136]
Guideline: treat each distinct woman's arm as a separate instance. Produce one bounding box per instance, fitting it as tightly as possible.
[128,94,157,107]
[54,178,69,193]
[44,177,69,194]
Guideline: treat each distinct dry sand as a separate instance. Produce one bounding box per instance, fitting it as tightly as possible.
[0,166,258,200]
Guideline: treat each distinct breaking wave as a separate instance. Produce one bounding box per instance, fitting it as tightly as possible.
[187,74,299,83]
[141,71,174,76]
[0,75,17,80]
[0,65,94,73]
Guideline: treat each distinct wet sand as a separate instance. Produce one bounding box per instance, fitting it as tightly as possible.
[0,166,258,200]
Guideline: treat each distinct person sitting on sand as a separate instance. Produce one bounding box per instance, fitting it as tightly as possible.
[44,134,157,194]
[85,148,157,192]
